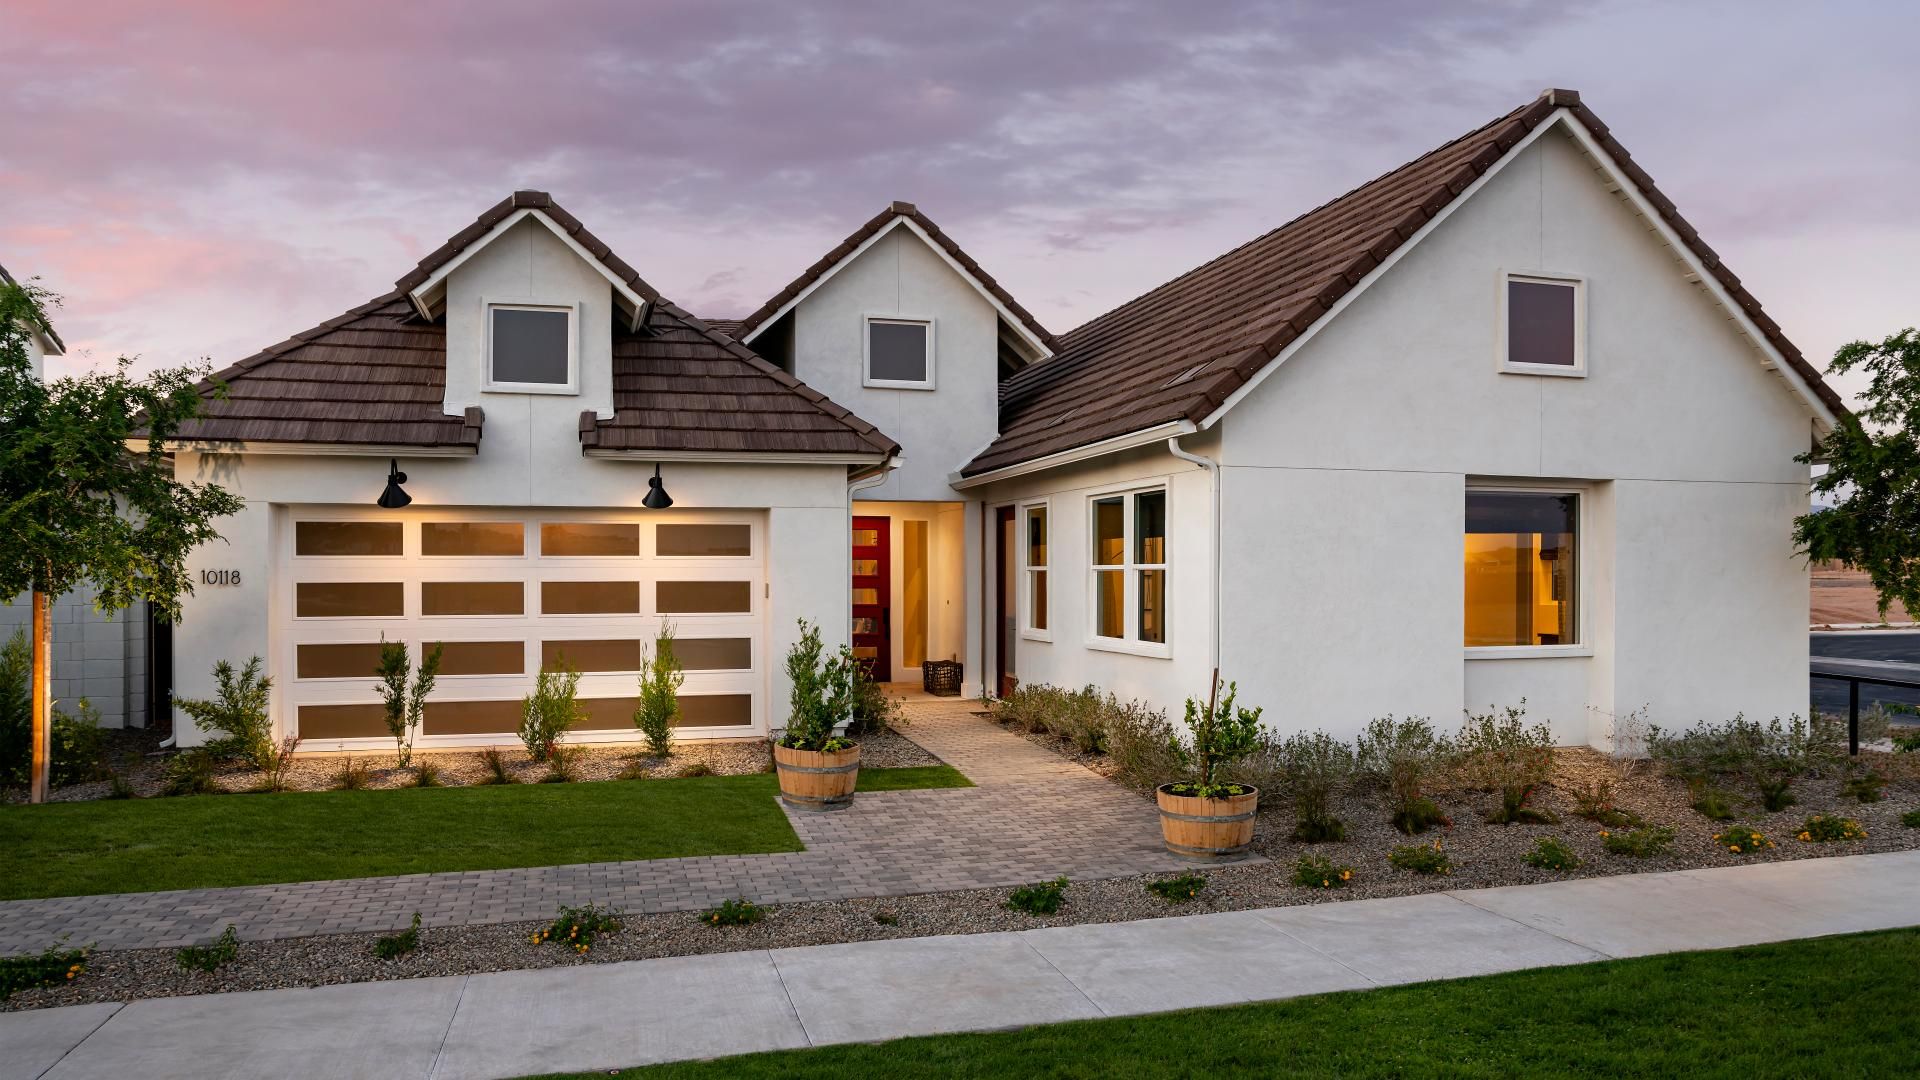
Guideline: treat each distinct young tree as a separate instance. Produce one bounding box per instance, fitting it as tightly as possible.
[633,624,683,758]
[0,280,243,802]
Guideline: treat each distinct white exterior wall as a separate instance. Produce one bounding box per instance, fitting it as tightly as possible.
[788,227,1002,502]
[1214,126,1814,747]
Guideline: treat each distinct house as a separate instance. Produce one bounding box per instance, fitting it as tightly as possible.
[0,264,155,730]
[158,89,1839,751]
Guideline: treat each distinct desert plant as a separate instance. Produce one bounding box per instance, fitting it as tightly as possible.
[1146,872,1208,902]
[1278,730,1355,842]
[846,660,906,739]
[1602,825,1676,858]
[375,641,441,770]
[1457,703,1557,824]
[477,746,515,785]
[520,661,583,763]
[175,925,239,973]
[1387,838,1452,875]
[254,734,301,793]
[1291,854,1352,889]
[781,620,858,752]
[1,941,88,999]
[700,898,767,927]
[332,756,372,790]
[1356,715,1452,834]
[676,760,715,778]
[540,746,585,783]
[873,910,900,926]
[374,913,422,960]
[1689,786,1738,821]
[174,657,273,767]
[1567,777,1641,828]
[161,748,219,796]
[1524,836,1582,871]
[1797,814,1867,843]
[1714,824,1774,855]
[1652,714,1839,812]
[104,768,137,799]
[1166,677,1264,799]
[1900,808,1920,828]
[1005,877,1068,915]
[409,758,443,788]
[1840,770,1888,804]
[1749,715,1839,811]
[534,902,623,951]
[1105,701,1181,790]
[1894,730,1920,752]
[633,625,683,758]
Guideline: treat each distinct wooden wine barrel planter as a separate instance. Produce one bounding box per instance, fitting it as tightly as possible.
[1156,785,1259,860]
[773,743,862,812]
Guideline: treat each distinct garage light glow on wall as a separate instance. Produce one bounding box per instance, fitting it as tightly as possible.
[377,458,412,509]
[643,463,673,509]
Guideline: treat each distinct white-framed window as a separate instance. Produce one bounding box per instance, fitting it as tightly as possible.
[863,315,935,389]
[1021,502,1050,639]
[1089,487,1168,654]
[485,299,579,393]
[1497,271,1585,377]
[1464,486,1585,658]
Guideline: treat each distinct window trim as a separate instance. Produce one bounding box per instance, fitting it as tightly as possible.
[1496,270,1586,378]
[1085,482,1172,659]
[483,298,581,394]
[862,314,936,390]
[1019,500,1052,642]
[1463,480,1592,660]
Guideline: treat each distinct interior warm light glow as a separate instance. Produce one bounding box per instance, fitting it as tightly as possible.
[1464,491,1577,647]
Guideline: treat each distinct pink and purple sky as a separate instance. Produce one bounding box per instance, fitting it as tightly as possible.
[4,1,1914,405]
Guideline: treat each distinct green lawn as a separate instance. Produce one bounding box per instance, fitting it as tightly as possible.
[0,765,968,900]
[556,929,1919,1079]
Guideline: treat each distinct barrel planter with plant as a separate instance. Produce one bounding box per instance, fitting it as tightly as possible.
[773,620,861,811]
[1158,674,1263,860]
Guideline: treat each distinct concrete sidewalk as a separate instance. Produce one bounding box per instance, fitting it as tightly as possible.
[6,850,1916,1080]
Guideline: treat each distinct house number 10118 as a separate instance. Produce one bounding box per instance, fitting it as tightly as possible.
[201,569,242,586]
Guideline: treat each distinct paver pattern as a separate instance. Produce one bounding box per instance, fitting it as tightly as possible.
[0,694,1202,952]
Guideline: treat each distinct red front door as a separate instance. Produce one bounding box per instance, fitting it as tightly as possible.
[851,516,891,681]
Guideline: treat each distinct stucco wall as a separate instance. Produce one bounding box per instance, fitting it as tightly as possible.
[1215,125,1814,746]
[788,226,1001,500]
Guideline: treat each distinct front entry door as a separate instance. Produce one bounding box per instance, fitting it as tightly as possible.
[851,516,891,681]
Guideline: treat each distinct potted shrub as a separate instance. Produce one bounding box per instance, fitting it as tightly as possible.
[1157,675,1263,860]
[772,620,861,811]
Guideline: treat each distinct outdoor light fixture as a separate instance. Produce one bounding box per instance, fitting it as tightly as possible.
[377,458,412,509]
[642,463,673,509]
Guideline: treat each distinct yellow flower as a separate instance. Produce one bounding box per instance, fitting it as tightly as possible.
[1321,879,1330,887]
[1729,845,1741,853]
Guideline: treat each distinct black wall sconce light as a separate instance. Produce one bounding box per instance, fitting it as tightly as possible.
[642,463,673,509]
[377,458,412,509]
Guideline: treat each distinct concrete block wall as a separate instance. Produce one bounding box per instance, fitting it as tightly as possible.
[0,585,148,728]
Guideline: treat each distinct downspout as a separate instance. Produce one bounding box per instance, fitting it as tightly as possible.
[1165,428,1221,681]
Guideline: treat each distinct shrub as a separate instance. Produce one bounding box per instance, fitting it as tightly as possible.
[374,913,421,960]
[1292,854,1352,889]
[781,620,857,752]
[162,748,219,796]
[409,758,443,788]
[332,757,372,791]
[104,768,137,799]
[1106,702,1180,790]
[845,661,906,739]
[1524,836,1581,871]
[700,898,767,927]
[1146,873,1208,902]
[1689,786,1738,821]
[477,746,515,785]
[1457,704,1557,825]
[1166,678,1264,800]
[633,626,683,758]
[1797,814,1867,843]
[676,760,716,778]
[1568,778,1641,828]
[534,903,624,952]
[176,925,239,973]
[1714,824,1774,855]
[520,662,583,763]
[174,657,273,767]
[1356,715,1453,834]
[1602,825,1676,858]
[540,746,584,783]
[1387,839,1452,875]
[1900,808,1920,828]
[1839,770,1887,804]
[873,909,899,926]
[991,682,1067,735]
[1005,877,1068,915]
[1278,730,1355,842]
[376,642,441,770]
[0,635,104,788]
[1893,729,1920,753]
[1651,714,1840,813]
[0,942,89,1000]
[254,734,301,793]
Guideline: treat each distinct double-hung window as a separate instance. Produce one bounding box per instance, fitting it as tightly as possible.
[1023,504,1049,636]
[1464,489,1579,650]
[1091,488,1167,649]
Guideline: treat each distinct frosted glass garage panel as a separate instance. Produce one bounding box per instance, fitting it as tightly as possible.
[542,523,638,557]
[421,522,524,557]
[298,703,389,739]
[675,638,752,671]
[656,581,752,613]
[656,523,752,557]
[542,581,640,614]
[678,694,752,727]
[295,521,402,557]
[427,641,526,675]
[575,696,640,731]
[422,582,525,616]
[542,639,640,673]
[297,582,403,618]
[423,699,523,736]
[296,642,386,680]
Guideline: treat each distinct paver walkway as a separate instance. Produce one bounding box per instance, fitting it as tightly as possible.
[0,694,1200,953]
[6,850,1915,1080]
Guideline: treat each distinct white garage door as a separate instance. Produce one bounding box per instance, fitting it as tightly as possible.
[278,508,766,749]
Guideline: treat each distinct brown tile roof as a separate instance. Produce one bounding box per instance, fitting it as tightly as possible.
[393,190,662,306]
[586,305,898,456]
[963,89,1847,477]
[730,201,1056,350]
[698,317,745,338]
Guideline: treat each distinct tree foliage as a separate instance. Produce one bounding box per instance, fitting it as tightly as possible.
[1796,328,1920,617]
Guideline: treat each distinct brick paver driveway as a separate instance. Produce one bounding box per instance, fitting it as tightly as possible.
[0,695,1215,952]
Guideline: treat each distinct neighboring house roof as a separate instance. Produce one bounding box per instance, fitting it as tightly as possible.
[731,201,1057,355]
[962,89,1848,478]
[0,262,65,355]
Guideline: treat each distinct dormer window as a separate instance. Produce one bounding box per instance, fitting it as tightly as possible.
[486,300,578,393]
[864,316,935,390]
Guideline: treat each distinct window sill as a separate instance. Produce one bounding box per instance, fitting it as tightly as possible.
[1498,363,1586,379]
[1464,645,1593,660]
[483,381,580,395]
[861,378,936,391]
[1085,637,1171,660]
[1021,629,1053,643]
